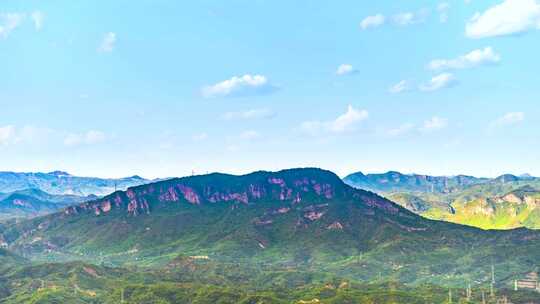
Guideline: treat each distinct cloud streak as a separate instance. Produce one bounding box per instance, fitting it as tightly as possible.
[300,105,368,135]
[389,80,410,94]
[491,112,525,128]
[428,47,501,70]
[360,14,385,30]
[420,73,457,92]
[221,108,275,121]
[202,74,278,98]
[64,130,106,146]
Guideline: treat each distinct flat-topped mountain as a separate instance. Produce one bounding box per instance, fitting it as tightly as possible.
[2,168,540,289]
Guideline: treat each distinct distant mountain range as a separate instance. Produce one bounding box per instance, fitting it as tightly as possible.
[0,171,151,196]
[2,168,539,289]
[0,168,539,302]
[344,170,540,229]
[0,171,154,220]
[0,189,97,220]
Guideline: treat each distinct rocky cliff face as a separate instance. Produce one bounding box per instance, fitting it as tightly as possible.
[497,186,540,208]
[64,168,400,217]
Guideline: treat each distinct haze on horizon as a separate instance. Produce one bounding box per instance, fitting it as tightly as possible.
[1,0,539,179]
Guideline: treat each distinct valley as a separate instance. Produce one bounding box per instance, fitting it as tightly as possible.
[344,171,540,230]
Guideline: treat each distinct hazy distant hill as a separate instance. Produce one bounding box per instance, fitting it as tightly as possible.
[344,171,540,229]
[343,171,489,193]
[0,171,151,196]
[0,189,96,220]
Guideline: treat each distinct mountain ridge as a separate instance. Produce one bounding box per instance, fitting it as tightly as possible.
[0,171,152,197]
[345,170,540,229]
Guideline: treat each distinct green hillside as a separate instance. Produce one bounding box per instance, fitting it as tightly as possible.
[1,168,539,303]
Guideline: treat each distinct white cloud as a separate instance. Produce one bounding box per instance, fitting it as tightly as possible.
[393,12,415,26]
[419,73,457,92]
[202,74,278,98]
[31,11,44,30]
[438,2,450,23]
[192,133,208,141]
[0,13,24,38]
[393,9,430,26]
[491,112,525,127]
[466,0,540,39]
[0,125,16,145]
[0,125,54,146]
[428,47,501,70]
[300,105,369,135]
[98,32,116,53]
[360,14,385,30]
[386,123,415,137]
[239,130,261,141]
[336,64,358,76]
[421,117,448,132]
[64,130,106,146]
[389,80,410,94]
[221,108,275,120]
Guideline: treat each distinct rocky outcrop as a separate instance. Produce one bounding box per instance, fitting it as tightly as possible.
[63,168,404,218]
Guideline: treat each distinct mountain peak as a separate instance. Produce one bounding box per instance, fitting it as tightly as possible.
[65,167,401,217]
[494,174,520,183]
[47,171,71,176]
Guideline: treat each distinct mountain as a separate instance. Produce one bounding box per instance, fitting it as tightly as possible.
[343,171,488,193]
[429,186,540,230]
[0,189,96,220]
[344,170,540,229]
[2,168,540,291]
[0,171,151,196]
[0,248,27,273]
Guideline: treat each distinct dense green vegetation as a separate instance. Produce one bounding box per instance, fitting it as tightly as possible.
[1,169,539,303]
[344,170,540,230]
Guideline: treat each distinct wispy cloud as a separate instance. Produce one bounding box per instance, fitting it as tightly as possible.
[239,130,261,141]
[389,80,410,94]
[437,2,450,23]
[386,123,415,137]
[421,116,448,132]
[428,47,501,71]
[300,105,368,135]
[31,11,44,30]
[98,32,116,53]
[490,112,525,128]
[0,125,16,145]
[202,74,278,98]
[336,64,358,76]
[192,133,208,141]
[419,73,457,92]
[0,13,24,38]
[64,130,106,146]
[0,125,55,146]
[221,108,275,121]
[360,14,385,30]
[392,9,430,26]
[466,0,540,39]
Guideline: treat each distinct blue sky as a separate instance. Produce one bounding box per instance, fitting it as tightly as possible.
[1,0,539,178]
